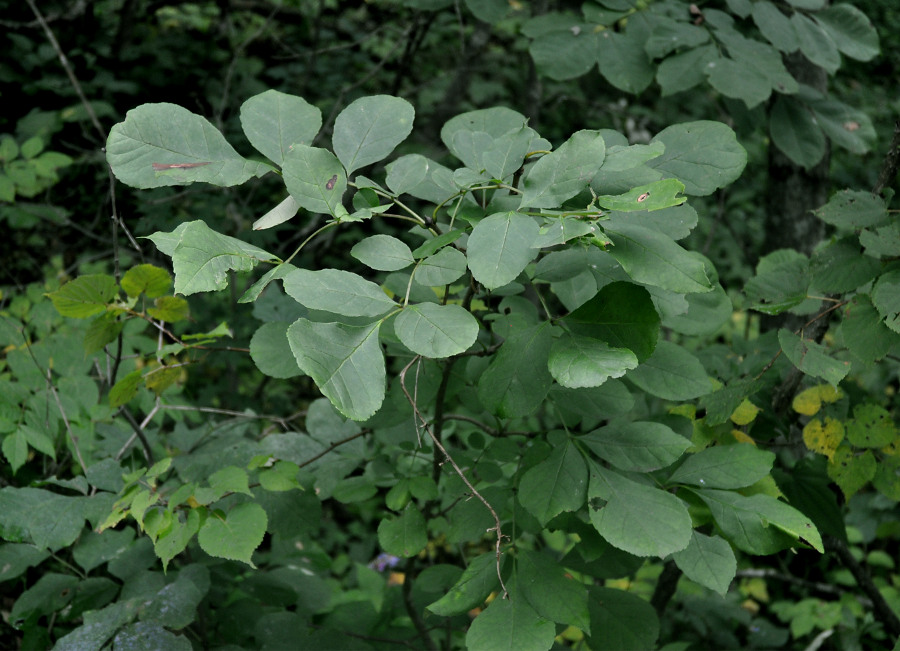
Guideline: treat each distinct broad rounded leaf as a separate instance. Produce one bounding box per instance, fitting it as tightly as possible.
[333,95,414,174]
[47,274,117,318]
[250,322,303,379]
[792,13,841,74]
[107,103,269,188]
[597,30,655,94]
[287,319,385,420]
[282,145,346,216]
[415,247,468,286]
[668,443,775,489]
[351,235,414,271]
[814,4,879,62]
[548,333,638,388]
[395,303,478,358]
[770,96,826,168]
[588,586,660,651]
[466,212,539,290]
[519,130,606,209]
[240,90,322,167]
[518,439,588,525]
[594,178,686,212]
[814,189,887,229]
[672,532,736,596]
[518,549,590,632]
[466,596,556,651]
[648,121,747,196]
[581,422,690,472]
[627,340,711,401]
[427,552,500,617]
[477,323,553,419]
[283,268,396,317]
[778,329,851,385]
[121,264,171,299]
[604,222,712,294]
[589,464,692,557]
[197,503,267,567]
[377,504,427,558]
[530,28,598,81]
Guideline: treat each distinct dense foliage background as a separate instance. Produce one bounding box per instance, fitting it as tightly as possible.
[1,0,899,649]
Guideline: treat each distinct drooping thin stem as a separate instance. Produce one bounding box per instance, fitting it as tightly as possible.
[399,357,509,599]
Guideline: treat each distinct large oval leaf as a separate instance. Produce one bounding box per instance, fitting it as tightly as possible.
[107,103,270,189]
[333,95,414,174]
[466,212,539,290]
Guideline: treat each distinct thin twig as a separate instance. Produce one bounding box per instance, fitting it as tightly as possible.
[399,357,509,599]
[297,431,369,469]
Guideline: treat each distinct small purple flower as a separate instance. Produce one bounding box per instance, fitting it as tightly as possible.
[368,553,401,572]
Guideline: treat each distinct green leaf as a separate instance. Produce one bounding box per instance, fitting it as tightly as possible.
[587,586,660,651]
[530,27,599,81]
[109,369,143,408]
[146,296,189,323]
[415,247,468,286]
[518,437,588,525]
[828,445,876,500]
[672,531,736,596]
[605,222,711,294]
[791,13,841,74]
[156,220,276,296]
[647,121,747,196]
[814,4,879,61]
[668,444,775,489]
[841,294,900,363]
[657,45,719,96]
[581,421,690,472]
[395,303,479,358]
[283,268,396,317]
[2,431,27,473]
[351,235,414,271]
[810,238,880,293]
[112,623,193,651]
[121,264,171,298]
[287,319,385,420]
[665,284,732,336]
[770,96,826,168]
[252,195,301,231]
[845,404,895,448]
[482,126,539,180]
[708,35,798,108]
[20,425,56,460]
[377,504,427,558]
[594,178,685,212]
[517,549,590,632]
[744,250,810,315]
[752,1,799,53]
[250,322,303,379]
[872,270,900,334]
[519,130,605,209]
[645,21,709,59]
[814,189,887,229]
[627,340,711,401]
[562,282,660,363]
[427,552,500,616]
[778,329,851,385]
[155,509,201,572]
[695,489,823,554]
[240,90,322,167]
[466,212,539,290]
[197,502,267,567]
[333,95,414,174]
[0,487,86,551]
[588,463,692,557]
[282,145,346,216]
[441,107,527,170]
[106,103,269,188]
[601,141,665,172]
[596,29,655,94]
[54,603,132,651]
[548,332,638,388]
[47,274,117,318]
[478,323,554,418]
[810,97,876,155]
[385,153,429,195]
[466,596,556,651]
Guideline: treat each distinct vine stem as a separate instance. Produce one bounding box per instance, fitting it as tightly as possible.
[399,356,509,599]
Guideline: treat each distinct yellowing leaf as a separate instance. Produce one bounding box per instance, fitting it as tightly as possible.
[803,417,844,461]
[731,399,761,425]
[731,430,757,445]
[792,384,843,416]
